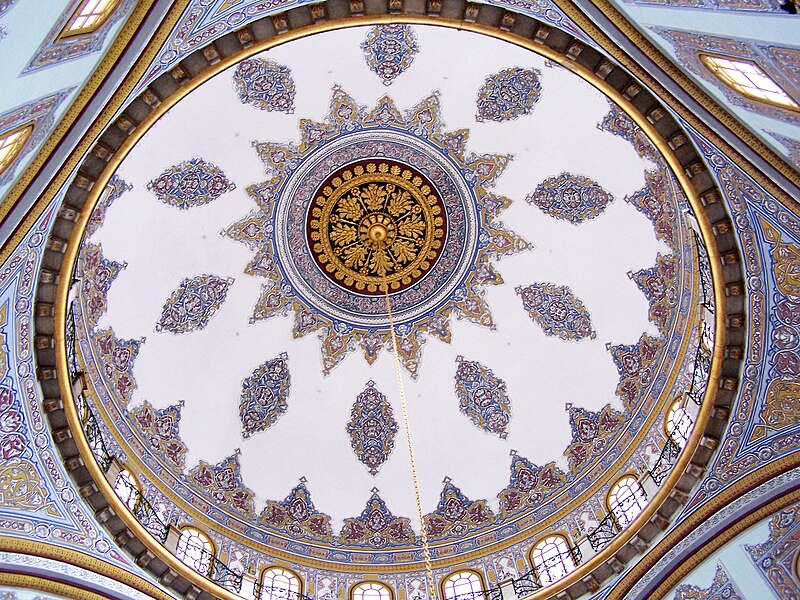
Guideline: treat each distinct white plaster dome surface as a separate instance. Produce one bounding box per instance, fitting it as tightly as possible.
[76,24,700,559]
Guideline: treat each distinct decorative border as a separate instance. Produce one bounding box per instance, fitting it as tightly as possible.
[0,537,173,600]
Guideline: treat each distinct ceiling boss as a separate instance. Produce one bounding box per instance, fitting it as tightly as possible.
[308,160,446,294]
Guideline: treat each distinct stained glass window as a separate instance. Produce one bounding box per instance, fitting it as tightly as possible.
[60,0,121,38]
[0,123,33,176]
[260,567,302,600]
[113,469,139,511]
[666,399,693,446]
[701,54,799,111]
[352,582,392,600]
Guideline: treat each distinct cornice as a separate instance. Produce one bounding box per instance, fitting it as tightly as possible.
[0,537,174,600]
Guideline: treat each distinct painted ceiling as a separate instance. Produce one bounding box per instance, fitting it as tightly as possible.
[1,0,799,599]
[73,23,707,564]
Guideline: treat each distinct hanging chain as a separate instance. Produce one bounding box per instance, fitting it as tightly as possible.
[383,282,437,600]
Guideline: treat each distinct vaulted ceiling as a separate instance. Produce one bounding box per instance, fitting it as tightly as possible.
[0,2,799,600]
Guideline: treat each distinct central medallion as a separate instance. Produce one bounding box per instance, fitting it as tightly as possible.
[226,88,530,375]
[308,160,446,294]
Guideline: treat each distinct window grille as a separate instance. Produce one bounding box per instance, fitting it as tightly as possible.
[608,476,647,529]
[530,535,577,586]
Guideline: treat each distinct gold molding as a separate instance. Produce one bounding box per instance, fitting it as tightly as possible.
[608,455,800,599]
[0,573,110,600]
[553,0,800,209]
[0,536,174,600]
[651,489,800,598]
[53,15,726,599]
[0,0,186,266]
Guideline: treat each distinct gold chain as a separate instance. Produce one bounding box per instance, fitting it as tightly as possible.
[383,283,437,600]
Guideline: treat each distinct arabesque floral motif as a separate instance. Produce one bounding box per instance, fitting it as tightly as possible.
[673,563,744,600]
[361,25,419,86]
[155,274,234,334]
[476,67,542,122]
[81,243,125,328]
[129,400,187,469]
[261,481,334,541]
[346,381,397,475]
[0,458,49,511]
[0,385,28,462]
[516,283,596,341]
[631,253,678,334]
[232,57,295,113]
[497,453,568,516]
[564,404,625,472]
[610,333,664,409]
[759,217,800,433]
[225,87,529,377]
[239,353,291,439]
[526,172,614,224]
[424,479,496,541]
[598,102,661,164]
[624,168,679,250]
[85,174,132,238]
[339,490,415,548]
[454,356,511,438]
[147,157,235,210]
[187,451,256,516]
[92,328,142,407]
[745,504,800,600]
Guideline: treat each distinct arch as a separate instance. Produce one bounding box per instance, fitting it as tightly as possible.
[350,581,393,600]
[529,534,577,586]
[665,399,693,446]
[175,526,215,577]
[259,566,303,600]
[113,468,140,512]
[699,53,799,112]
[442,570,485,600]
[59,0,123,39]
[607,475,647,529]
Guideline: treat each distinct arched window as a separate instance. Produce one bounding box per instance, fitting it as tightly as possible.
[530,535,577,586]
[351,582,392,600]
[260,567,302,600]
[608,476,647,529]
[60,0,122,38]
[665,400,693,446]
[442,571,483,600]
[113,469,140,511]
[700,54,799,111]
[175,527,214,576]
[0,123,34,176]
